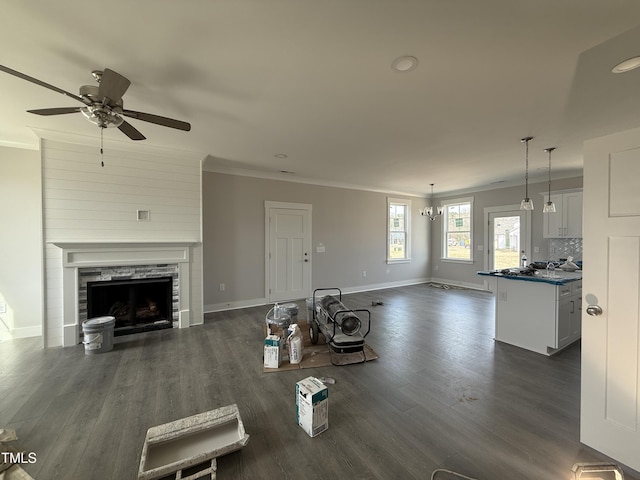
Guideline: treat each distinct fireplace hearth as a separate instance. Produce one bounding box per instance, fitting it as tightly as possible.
[87,276,174,336]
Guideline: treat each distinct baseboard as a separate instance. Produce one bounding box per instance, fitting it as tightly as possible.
[10,325,43,339]
[427,276,488,291]
[204,297,268,314]
[338,277,430,295]
[204,278,490,315]
[205,278,432,314]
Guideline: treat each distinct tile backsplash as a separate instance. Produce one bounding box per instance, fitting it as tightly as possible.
[549,238,583,262]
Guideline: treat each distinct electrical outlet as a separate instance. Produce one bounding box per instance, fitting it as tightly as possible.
[219,283,225,291]
[362,270,366,278]
[0,303,6,314]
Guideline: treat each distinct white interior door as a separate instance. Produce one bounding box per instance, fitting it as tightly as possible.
[581,129,640,472]
[265,202,312,303]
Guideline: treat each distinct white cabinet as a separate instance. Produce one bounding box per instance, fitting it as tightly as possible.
[569,280,582,343]
[543,191,583,238]
[492,275,582,355]
[556,280,581,349]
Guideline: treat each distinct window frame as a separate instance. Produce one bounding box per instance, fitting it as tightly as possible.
[387,197,412,264]
[441,196,474,263]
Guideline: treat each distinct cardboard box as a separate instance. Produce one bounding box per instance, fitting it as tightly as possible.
[264,335,283,368]
[296,376,329,437]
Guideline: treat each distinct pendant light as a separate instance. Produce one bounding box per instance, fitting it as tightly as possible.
[520,136,534,210]
[543,147,557,213]
[420,183,443,220]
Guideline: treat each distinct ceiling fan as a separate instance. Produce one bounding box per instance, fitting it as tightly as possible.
[0,64,191,141]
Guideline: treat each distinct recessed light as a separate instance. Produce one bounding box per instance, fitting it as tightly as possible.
[611,56,640,74]
[274,153,288,158]
[391,56,418,73]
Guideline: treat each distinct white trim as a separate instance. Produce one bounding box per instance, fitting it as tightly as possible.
[0,138,39,150]
[205,297,270,313]
[203,162,426,198]
[32,127,207,162]
[387,197,412,263]
[1,325,42,339]
[203,159,581,199]
[51,242,194,267]
[264,201,313,302]
[428,276,488,291]
[52,242,198,346]
[205,278,431,313]
[338,277,427,294]
[441,196,474,261]
[482,205,531,290]
[538,187,583,196]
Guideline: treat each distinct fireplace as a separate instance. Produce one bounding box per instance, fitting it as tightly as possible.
[51,242,198,348]
[78,262,180,340]
[87,276,174,336]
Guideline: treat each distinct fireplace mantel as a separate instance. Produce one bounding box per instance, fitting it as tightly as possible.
[50,242,196,267]
[51,241,198,346]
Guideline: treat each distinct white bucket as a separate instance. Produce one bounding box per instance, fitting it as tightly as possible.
[82,316,116,355]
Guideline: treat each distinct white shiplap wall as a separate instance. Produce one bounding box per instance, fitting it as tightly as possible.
[42,136,204,347]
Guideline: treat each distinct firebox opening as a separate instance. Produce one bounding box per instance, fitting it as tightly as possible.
[87,276,173,336]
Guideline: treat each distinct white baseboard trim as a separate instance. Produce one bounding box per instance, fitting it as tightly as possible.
[205,297,268,314]
[204,278,434,314]
[427,277,489,291]
[338,277,430,295]
[9,325,43,339]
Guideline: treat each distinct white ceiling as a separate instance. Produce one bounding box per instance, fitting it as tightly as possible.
[2,1,640,196]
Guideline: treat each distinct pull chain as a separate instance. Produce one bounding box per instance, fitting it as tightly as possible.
[100,127,104,167]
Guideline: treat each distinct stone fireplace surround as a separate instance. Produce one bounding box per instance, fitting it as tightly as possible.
[53,242,195,347]
[79,263,179,333]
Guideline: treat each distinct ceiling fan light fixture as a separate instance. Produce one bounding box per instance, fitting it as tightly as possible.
[80,106,123,128]
[392,56,418,73]
[611,56,640,74]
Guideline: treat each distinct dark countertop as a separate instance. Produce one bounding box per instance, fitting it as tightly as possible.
[477,269,582,285]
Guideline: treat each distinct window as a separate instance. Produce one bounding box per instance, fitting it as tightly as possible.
[443,197,473,262]
[387,197,411,263]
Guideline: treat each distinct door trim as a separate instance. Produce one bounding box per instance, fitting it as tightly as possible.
[483,205,531,289]
[264,201,312,302]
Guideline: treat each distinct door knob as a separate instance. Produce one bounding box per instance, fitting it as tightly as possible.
[586,305,603,316]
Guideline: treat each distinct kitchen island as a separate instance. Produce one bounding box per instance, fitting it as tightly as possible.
[478,269,582,355]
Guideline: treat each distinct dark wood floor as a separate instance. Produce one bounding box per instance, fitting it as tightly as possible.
[2,284,639,480]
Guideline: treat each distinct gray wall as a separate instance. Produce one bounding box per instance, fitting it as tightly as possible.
[430,176,583,288]
[203,172,583,310]
[0,146,43,340]
[202,172,430,310]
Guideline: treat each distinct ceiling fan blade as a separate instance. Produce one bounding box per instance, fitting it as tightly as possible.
[27,107,82,116]
[98,68,131,102]
[122,109,191,131]
[118,120,146,140]
[0,64,86,104]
